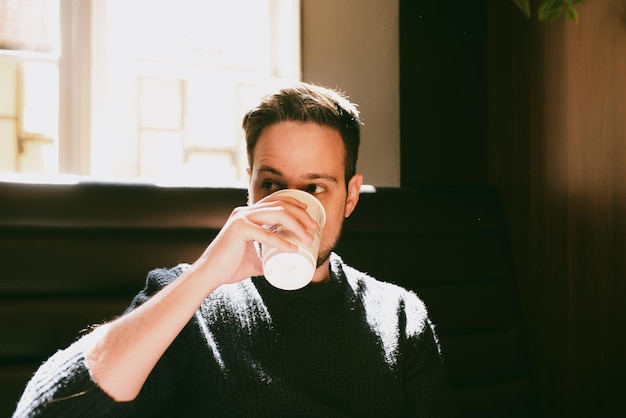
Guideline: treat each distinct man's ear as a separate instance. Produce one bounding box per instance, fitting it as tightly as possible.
[344,173,363,218]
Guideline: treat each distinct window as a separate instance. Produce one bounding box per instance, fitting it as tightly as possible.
[0,0,59,175]
[0,0,300,186]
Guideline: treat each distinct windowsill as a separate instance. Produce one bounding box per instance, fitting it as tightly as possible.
[0,49,59,62]
[0,172,248,188]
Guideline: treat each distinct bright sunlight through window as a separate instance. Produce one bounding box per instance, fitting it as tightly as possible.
[0,0,300,186]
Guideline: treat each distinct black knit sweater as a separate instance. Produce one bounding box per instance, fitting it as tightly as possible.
[13,253,452,417]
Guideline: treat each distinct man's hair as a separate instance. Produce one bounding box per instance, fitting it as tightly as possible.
[242,82,361,186]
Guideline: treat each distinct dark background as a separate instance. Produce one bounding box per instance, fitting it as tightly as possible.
[399,0,626,416]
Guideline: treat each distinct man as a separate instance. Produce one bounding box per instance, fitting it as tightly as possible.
[13,82,451,417]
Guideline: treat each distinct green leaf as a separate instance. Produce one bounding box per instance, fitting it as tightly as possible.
[512,0,531,18]
[538,0,564,23]
[565,4,579,22]
[513,0,584,23]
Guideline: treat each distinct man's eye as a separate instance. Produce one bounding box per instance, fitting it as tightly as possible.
[304,184,326,194]
[261,180,281,192]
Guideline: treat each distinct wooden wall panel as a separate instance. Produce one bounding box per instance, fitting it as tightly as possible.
[487,0,626,416]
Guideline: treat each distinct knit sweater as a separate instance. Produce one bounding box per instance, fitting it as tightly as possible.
[13,253,452,417]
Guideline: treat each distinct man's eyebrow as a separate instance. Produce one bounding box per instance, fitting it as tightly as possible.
[256,165,338,184]
[303,173,339,183]
[257,166,282,176]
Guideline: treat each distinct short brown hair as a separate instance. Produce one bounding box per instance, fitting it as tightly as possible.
[242,82,361,186]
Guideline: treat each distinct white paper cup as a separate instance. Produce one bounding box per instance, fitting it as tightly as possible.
[260,189,326,290]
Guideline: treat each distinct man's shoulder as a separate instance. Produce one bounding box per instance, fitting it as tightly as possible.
[142,264,261,306]
[334,254,432,337]
[333,254,425,309]
[146,263,190,286]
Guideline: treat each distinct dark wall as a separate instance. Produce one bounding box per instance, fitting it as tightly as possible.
[400,1,626,417]
[399,0,488,187]
[486,1,626,417]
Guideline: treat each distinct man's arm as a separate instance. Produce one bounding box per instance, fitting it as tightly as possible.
[403,315,455,417]
[85,195,317,402]
[12,194,318,418]
[84,261,222,401]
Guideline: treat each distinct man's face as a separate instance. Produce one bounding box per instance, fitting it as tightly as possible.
[248,121,362,278]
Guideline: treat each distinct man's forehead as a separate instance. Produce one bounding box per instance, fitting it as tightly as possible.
[250,121,346,177]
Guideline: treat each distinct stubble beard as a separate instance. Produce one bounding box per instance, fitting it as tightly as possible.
[316,230,341,268]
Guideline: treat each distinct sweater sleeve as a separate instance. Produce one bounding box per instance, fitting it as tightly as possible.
[401,292,455,417]
[12,333,139,418]
[11,266,188,418]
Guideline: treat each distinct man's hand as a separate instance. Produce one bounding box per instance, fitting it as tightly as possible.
[194,192,319,286]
